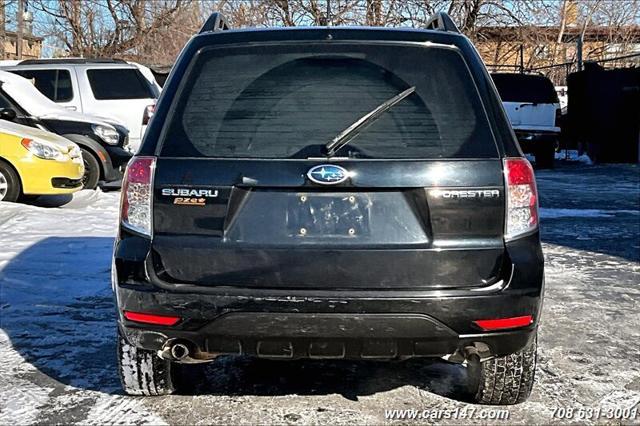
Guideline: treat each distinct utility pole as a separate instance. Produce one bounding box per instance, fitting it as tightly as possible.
[0,0,5,60]
[576,34,584,72]
[519,44,524,73]
[16,0,24,59]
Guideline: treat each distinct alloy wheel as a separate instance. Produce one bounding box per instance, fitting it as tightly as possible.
[0,170,8,201]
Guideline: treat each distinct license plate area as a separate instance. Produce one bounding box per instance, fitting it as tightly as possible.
[287,193,371,238]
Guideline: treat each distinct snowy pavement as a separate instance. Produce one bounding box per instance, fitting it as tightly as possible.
[1,164,639,425]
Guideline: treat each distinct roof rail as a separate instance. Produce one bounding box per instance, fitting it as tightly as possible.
[425,12,460,34]
[199,12,230,34]
[18,58,127,65]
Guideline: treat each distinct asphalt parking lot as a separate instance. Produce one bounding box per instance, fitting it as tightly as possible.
[1,163,638,425]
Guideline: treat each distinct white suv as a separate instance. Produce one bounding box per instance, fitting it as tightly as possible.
[491,73,561,168]
[0,59,159,152]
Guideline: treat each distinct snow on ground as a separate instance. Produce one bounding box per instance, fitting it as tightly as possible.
[554,150,593,165]
[0,191,168,425]
[540,208,640,219]
[0,164,639,425]
[528,150,593,166]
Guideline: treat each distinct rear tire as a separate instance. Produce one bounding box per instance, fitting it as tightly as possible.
[117,327,176,396]
[467,334,537,405]
[0,160,21,202]
[80,149,100,190]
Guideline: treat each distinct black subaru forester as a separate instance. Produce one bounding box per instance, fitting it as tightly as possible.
[113,12,544,405]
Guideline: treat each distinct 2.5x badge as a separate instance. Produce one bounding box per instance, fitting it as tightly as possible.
[161,188,219,206]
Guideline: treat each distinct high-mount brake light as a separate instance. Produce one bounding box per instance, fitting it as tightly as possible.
[121,156,156,236]
[504,158,539,239]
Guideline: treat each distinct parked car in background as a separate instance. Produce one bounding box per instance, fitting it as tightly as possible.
[0,70,130,189]
[0,59,159,152]
[491,73,561,168]
[113,13,544,405]
[0,119,84,202]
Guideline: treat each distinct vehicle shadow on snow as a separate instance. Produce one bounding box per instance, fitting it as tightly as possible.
[0,237,474,402]
[183,356,471,401]
[0,237,119,392]
[22,190,104,209]
[21,194,75,208]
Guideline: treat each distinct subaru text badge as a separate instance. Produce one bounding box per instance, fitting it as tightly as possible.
[307,164,350,185]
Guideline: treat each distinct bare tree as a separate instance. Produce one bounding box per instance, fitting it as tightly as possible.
[0,0,5,59]
[31,0,191,58]
[31,0,639,71]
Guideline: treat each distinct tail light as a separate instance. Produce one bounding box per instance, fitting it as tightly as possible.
[504,157,538,240]
[121,156,156,236]
[142,104,155,125]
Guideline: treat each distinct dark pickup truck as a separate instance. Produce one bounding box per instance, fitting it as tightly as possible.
[113,12,544,405]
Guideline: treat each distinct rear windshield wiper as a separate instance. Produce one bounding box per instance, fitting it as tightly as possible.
[324,86,416,157]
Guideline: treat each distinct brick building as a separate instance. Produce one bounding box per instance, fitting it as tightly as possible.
[1,31,43,60]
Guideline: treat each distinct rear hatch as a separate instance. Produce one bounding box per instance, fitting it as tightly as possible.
[151,41,507,291]
[491,73,560,132]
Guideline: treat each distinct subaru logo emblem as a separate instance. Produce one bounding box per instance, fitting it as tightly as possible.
[307,164,349,185]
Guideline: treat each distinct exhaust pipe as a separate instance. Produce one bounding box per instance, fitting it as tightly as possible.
[158,339,217,363]
[170,342,190,361]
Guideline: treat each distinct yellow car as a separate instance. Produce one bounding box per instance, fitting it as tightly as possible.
[0,120,84,202]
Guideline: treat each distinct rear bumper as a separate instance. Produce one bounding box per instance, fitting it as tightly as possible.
[119,313,537,361]
[113,233,544,361]
[117,293,540,360]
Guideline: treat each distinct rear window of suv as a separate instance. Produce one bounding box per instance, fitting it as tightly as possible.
[162,43,498,159]
[87,68,155,100]
[491,73,559,104]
